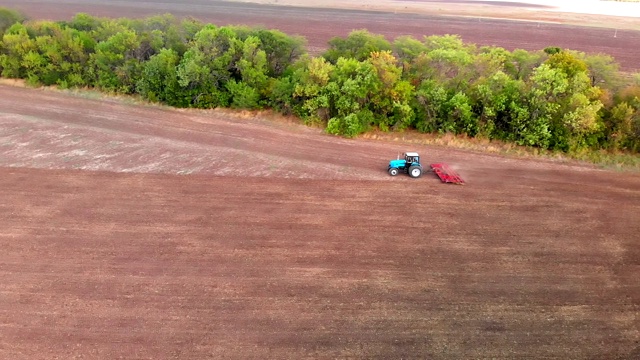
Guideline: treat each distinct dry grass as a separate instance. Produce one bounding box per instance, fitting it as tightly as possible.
[2,79,638,172]
[359,129,640,172]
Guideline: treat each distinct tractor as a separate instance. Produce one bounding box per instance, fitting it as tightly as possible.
[388,152,423,178]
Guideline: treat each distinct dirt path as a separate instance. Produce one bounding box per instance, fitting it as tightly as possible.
[0,85,622,182]
[0,85,639,359]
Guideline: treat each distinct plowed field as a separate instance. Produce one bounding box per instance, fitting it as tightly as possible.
[1,84,639,359]
[1,1,640,358]
[1,0,640,70]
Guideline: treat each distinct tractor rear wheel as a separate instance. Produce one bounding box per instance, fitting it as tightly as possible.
[409,166,422,178]
[388,167,399,176]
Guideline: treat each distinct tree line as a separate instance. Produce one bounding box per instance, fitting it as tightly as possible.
[1,8,639,153]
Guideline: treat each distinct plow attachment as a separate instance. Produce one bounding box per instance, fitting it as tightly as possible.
[430,163,465,185]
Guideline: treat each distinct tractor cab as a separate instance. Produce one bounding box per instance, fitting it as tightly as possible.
[404,152,420,165]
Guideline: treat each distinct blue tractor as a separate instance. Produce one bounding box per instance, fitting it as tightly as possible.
[388,152,423,178]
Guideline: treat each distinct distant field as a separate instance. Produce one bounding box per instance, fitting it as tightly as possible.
[1,0,640,70]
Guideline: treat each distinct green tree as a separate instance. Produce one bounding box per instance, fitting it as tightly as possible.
[546,51,587,78]
[0,23,36,78]
[323,29,392,63]
[545,52,604,150]
[473,46,509,80]
[227,36,269,109]
[368,51,414,131]
[162,17,204,56]
[504,49,545,80]
[136,48,180,104]
[580,52,621,88]
[252,28,306,77]
[408,35,475,90]
[226,80,261,109]
[88,28,141,92]
[605,102,634,149]
[66,13,102,32]
[293,56,335,122]
[323,57,379,136]
[22,21,95,87]
[544,46,562,55]
[236,36,268,89]
[525,64,567,148]
[413,80,448,133]
[266,74,296,114]
[0,7,26,36]
[176,25,242,107]
[423,34,469,52]
[628,98,640,152]
[317,52,414,137]
[392,35,427,76]
[126,14,196,60]
[472,71,526,139]
[444,92,476,135]
[393,35,427,64]
[414,84,476,136]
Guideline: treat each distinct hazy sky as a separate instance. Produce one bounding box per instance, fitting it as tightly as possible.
[512,0,640,17]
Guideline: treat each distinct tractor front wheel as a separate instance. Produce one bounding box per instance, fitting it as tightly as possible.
[388,167,399,176]
[409,166,422,178]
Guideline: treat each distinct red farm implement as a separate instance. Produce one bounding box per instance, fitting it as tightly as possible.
[430,163,465,185]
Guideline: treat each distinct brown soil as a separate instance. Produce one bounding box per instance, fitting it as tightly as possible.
[1,83,639,359]
[0,0,639,71]
[0,1,639,358]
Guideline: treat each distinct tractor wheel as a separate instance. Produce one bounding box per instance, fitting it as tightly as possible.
[409,166,422,178]
[388,167,399,176]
